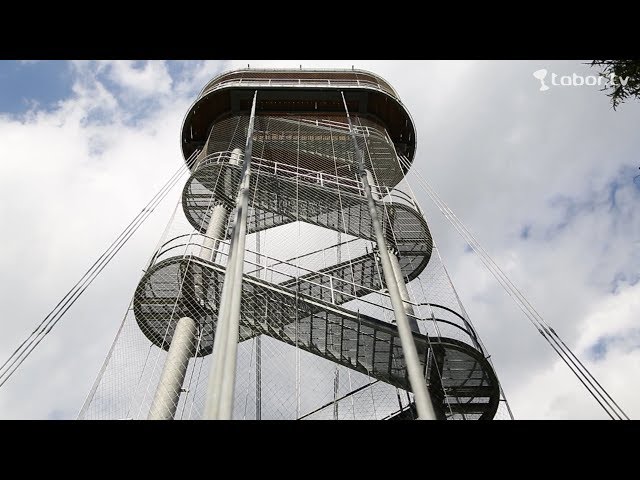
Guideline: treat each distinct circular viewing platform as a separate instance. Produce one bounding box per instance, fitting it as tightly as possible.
[181,68,418,169]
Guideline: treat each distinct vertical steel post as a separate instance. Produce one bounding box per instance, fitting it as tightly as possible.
[200,204,229,262]
[341,92,436,420]
[255,212,262,420]
[204,91,258,419]
[200,147,242,262]
[366,169,419,331]
[389,253,420,332]
[148,316,198,420]
[150,146,236,420]
[333,368,340,420]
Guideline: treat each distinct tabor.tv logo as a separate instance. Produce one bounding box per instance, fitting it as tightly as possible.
[533,68,629,92]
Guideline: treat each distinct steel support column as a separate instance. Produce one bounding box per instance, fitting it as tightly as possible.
[200,204,229,262]
[204,92,258,419]
[341,92,436,421]
[200,147,242,262]
[148,316,198,420]
[389,253,420,332]
[366,169,420,332]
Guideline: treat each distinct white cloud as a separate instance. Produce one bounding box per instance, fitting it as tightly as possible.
[510,281,640,419]
[90,60,174,97]
[0,60,225,419]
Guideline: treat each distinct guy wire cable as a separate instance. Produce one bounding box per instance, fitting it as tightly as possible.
[0,151,200,388]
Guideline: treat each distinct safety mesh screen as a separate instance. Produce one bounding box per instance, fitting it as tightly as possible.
[79,110,509,421]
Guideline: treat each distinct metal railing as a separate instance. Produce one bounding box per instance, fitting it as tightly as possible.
[193,150,420,210]
[145,233,480,347]
[247,115,396,149]
[293,117,393,144]
[199,77,399,100]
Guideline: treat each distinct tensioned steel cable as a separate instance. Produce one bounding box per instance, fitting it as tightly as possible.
[401,156,624,419]
[1,151,199,388]
[204,91,258,419]
[341,91,436,420]
[356,117,462,419]
[388,151,515,419]
[79,191,186,420]
[136,146,230,417]
[0,150,200,388]
[327,121,363,419]
[438,255,516,420]
[353,123,454,419]
[409,164,626,420]
[399,155,629,420]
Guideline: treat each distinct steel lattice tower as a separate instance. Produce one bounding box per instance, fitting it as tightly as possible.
[79,69,507,420]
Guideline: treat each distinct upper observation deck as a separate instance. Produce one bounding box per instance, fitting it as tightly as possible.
[181,68,417,167]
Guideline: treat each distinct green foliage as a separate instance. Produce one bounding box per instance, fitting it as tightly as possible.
[590,60,640,110]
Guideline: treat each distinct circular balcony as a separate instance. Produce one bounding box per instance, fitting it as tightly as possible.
[180,69,417,171]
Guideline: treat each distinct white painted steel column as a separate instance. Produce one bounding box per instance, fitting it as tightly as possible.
[204,93,258,419]
[148,317,198,420]
[366,169,419,332]
[342,92,436,420]
[200,148,242,262]
[200,205,229,262]
[389,253,420,332]
[149,144,245,420]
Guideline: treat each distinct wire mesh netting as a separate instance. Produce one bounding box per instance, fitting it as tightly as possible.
[79,104,510,420]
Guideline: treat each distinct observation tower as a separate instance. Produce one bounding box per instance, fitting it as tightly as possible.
[79,68,505,420]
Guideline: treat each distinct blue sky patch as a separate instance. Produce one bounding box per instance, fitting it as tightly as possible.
[0,61,72,114]
[588,328,640,361]
[610,271,640,293]
[589,336,608,361]
[607,178,621,211]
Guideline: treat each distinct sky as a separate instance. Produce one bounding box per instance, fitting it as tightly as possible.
[0,60,639,420]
